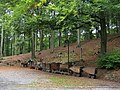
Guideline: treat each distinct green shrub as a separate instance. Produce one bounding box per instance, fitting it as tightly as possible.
[98,50,120,69]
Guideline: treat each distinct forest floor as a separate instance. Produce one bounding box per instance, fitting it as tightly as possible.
[0,34,120,89]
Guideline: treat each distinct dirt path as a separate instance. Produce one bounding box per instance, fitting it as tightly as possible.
[0,66,120,90]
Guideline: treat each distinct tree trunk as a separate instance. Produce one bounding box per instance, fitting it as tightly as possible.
[35,32,37,52]
[95,27,100,38]
[36,32,38,51]
[49,35,51,49]
[3,34,5,56]
[58,29,62,47]
[28,31,31,53]
[77,29,80,47]
[116,19,120,34]
[28,39,31,52]
[50,30,54,52]
[12,36,14,55]
[0,25,4,57]
[100,11,107,54]
[11,39,13,56]
[64,29,68,46]
[106,16,110,34]
[31,30,35,59]
[14,34,17,55]
[6,34,10,56]
[119,20,120,34]
[22,33,26,54]
[40,30,44,51]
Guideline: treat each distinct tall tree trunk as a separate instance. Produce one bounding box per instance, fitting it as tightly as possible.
[35,31,39,51]
[14,34,18,55]
[12,34,15,55]
[3,34,5,56]
[35,32,37,52]
[106,16,110,34]
[20,42,23,54]
[116,19,119,34]
[28,39,31,52]
[50,30,54,52]
[107,22,110,34]
[6,34,10,56]
[64,29,68,46]
[40,30,44,51]
[100,11,107,54]
[0,25,4,57]
[31,30,35,59]
[77,29,83,61]
[11,39,13,56]
[95,26,100,38]
[119,20,120,34]
[77,29,80,47]
[28,31,31,53]
[17,35,20,55]
[58,29,62,47]
[50,10,55,52]
[22,33,26,54]
[49,35,51,49]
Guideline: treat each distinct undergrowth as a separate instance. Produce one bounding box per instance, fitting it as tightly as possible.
[98,50,120,69]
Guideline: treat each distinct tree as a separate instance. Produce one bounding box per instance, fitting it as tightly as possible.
[0,0,120,58]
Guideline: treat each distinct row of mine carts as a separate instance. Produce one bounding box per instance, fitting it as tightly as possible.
[22,60,98,79]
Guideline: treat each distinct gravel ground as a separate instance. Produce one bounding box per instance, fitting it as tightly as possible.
[0,66,120,90]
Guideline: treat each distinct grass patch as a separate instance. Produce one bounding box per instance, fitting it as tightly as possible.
[49,76,77,87]
[15,84,40,89]
[49,76,65,84]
